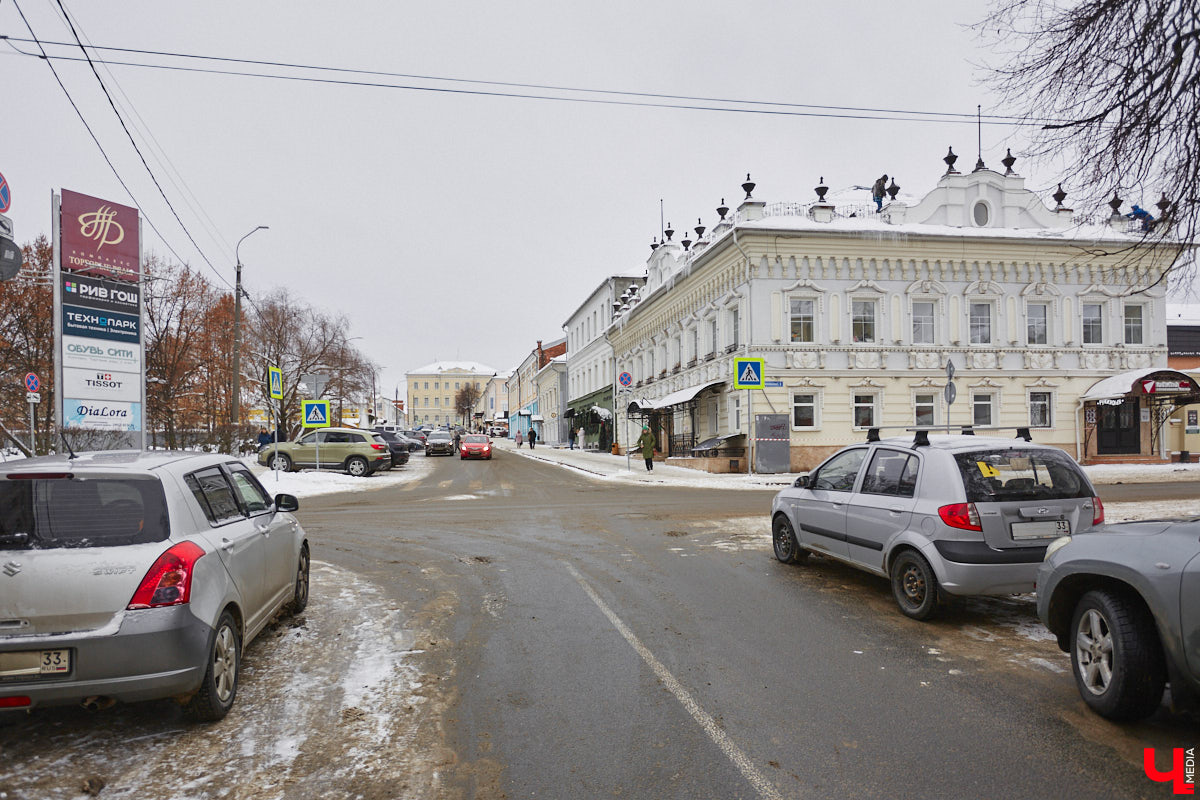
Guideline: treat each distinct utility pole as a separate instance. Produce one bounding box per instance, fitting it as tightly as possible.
[231,226,268,451]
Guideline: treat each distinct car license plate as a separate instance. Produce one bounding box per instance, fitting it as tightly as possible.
[1011,520,1070,540]
[0,649,71,678]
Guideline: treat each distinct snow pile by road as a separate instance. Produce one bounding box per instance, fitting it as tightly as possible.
[243,455,433,499]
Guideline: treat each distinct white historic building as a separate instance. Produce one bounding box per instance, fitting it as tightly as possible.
[609,155,1182,472]
[563,273,645,450]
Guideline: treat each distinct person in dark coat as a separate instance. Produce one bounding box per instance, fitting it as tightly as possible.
[871,174,889,212]
[635,425,656,471]
[568,426,577,450]
[527,426,537,449]
[256,428,272,449]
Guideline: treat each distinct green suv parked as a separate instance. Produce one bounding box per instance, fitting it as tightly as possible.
[258,427,391,476]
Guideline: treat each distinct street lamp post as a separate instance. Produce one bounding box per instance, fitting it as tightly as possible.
[232,226,268,452]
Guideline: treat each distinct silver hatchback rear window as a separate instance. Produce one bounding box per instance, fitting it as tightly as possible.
[953,449,1090,503]
[0,474,170,549]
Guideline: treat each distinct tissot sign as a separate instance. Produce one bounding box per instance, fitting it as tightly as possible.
[60,189,140,282]
[54,188,144,445]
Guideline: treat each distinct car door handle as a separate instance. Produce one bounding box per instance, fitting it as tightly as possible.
[220,538,234,551]
[256,524,270,534]
[889,506,904,514]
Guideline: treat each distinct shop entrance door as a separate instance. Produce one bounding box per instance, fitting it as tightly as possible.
[1097,398,1140,454]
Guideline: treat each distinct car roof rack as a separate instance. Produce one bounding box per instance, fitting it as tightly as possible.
[865,425,1034,446]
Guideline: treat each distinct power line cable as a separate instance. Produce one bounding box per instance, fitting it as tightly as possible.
[43,3,238,267]
[50,0,231,288]
[0,33,1042,126]
[6,0,212,282]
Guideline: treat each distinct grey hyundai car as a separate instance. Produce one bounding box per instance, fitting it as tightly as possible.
[0,451,309,722]
[1037,521,1200,721]
[772,429,1102,619]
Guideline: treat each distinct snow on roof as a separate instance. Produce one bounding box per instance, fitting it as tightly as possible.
[1166,304,1200,325]
[1080,368,1197,401]
[409,360,497,376]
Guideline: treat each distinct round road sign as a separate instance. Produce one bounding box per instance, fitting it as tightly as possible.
[24,372,39,393]
[619,371,633,387]
[0,172,10,213]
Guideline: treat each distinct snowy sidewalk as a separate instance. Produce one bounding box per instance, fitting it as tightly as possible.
[496,437,1200,488]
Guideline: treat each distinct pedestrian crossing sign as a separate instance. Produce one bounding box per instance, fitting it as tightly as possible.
[302,399,330,428]
[733,358,765,390]
[268,365,283,400]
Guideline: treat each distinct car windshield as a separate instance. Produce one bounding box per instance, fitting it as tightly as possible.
[464,435,488,443]
[0,474,170,549]
[953,448,1090,502]
[428,432,451,441]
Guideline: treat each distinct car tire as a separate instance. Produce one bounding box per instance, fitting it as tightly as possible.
[346,456,369,477]
[270,453,292,472]
[285,544,310,615]
[890,549,942,621]
[1069,589,1166,721]
[182,610,240,722]
[772,514,808,564]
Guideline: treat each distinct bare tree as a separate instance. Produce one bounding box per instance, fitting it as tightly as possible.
[981,0,1199,285]
[0,237,54,453]
[455,383,483,427]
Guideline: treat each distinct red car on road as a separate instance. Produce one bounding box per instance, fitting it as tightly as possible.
[460,434,492,460]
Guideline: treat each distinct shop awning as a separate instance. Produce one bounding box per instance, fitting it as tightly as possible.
[691,432,742,452]
[517,409,532,416]
[531,415,545,422]
[1081,368,1200,401]
[589,405,612,419]
[564,408,575,418]
[628,380,724,413]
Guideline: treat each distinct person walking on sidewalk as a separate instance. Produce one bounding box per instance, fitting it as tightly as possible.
[527,426,537,450]
[568,426,577,450]
[636,425,656,471]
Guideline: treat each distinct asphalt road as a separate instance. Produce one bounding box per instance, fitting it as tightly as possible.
[295,450,1194,799]
[1,451,1193,800]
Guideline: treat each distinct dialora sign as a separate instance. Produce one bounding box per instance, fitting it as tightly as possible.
[54,189,144,446]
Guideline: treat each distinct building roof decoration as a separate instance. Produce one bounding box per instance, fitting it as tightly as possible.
[409,360,498,375]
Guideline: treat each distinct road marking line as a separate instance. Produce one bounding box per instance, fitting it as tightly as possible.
[564,563,785,800]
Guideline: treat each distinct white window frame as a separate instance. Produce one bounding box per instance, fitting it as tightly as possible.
[911,300,936,345]
[1123,303,1145,345]
[969,301,994,345]
[971,392,995,427]
[791,391,821,430]
[914,392,937,426]
[851,299,878,344]
[789,296,817,344]
[1029,390,1053,428]
[729,306,741,349]
[1082,301,1105,345]
[852,392,879,429]
[1026,301,1050,346]
[732,393,742,430]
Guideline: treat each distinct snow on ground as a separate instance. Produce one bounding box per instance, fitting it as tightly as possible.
[242,454,433,498]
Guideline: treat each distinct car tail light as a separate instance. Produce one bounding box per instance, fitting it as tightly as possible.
[1092,497,1104,525]
[0,696,31,708]
[938,502,982,531]
[371,444,387,451]
[127,541,205,609]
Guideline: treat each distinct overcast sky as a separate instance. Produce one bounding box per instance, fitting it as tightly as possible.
[4,0,1072,394]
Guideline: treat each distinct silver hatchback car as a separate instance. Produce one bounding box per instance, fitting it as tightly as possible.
[772,429,1102,620]
[0,451,309,721]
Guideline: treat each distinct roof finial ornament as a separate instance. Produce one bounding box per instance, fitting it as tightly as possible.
[694,218,706,238]
[650,237,660,251]
[1156,193,1172,218]
[815,177,829,202]
[944,146,959,174]
[1052,183,1067,208]
[1001,149,1016,175]
[1108,192,1123,215]
[741,173,755,200]
[664,223,674,241]
[886,177,900,200]
[716,198,729,220]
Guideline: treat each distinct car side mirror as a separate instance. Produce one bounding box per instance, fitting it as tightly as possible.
[794,475,810,489]
[274,493,300,513]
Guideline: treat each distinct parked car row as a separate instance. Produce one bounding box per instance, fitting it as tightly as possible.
[771,428,1200,722]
